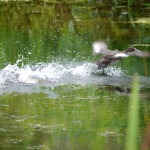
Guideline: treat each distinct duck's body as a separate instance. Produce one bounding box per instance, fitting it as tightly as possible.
[96,52,124,69]
[92,41,150,69]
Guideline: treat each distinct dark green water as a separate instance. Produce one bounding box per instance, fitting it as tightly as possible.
[0,1,150,150]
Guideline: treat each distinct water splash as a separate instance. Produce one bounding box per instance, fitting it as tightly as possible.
[105,67,124,76]
[0,60,150,96]
[0,61,124,86]
[0,62,89,85]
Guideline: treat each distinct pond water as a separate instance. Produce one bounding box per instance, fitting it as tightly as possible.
[0,1,150,150]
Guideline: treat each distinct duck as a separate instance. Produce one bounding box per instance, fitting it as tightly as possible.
[92,41,150,69]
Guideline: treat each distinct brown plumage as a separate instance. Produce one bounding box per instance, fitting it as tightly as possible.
[92,41,150,69]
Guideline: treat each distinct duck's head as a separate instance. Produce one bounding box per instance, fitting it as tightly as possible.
[125,47,139,53]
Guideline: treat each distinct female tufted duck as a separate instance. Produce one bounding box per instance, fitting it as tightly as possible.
[92,41,150,69]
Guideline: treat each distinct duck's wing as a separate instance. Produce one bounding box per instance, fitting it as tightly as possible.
[104,50,124,57]
[92,41,111,56]
[127,50,150,58]
[102,50,129,59]
[92,41,129,58]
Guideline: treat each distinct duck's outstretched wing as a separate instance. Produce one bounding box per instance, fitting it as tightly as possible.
[92,41,111,56]
[103,50,127,58]
[127,50,150,58]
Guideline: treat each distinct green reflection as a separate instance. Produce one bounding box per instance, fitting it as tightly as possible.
[0,85,150,149]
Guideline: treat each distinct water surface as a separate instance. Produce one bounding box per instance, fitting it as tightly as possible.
[0,1,150,150]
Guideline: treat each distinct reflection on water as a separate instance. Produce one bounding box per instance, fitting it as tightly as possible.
[0,1,150,150]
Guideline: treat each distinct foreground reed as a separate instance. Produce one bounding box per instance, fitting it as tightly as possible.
[125,75,139,150]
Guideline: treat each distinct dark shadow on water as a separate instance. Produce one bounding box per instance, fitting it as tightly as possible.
[93,73,150,98]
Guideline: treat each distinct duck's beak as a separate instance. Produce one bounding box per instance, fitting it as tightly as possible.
[135,48,141,52]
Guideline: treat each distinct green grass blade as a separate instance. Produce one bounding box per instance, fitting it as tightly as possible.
[125,76,140,150]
